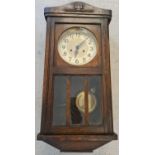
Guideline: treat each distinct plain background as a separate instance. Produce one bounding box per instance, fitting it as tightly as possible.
[35,0,118,155]
[0,0,155,155]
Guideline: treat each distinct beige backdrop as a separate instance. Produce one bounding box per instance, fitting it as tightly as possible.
[35,0,119,155]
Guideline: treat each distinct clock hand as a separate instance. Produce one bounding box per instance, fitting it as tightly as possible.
[77,37,89,49]
[74,47,79,58]
[74,37,89,57]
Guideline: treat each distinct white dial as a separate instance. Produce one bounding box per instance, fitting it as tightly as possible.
[58,27,97,66]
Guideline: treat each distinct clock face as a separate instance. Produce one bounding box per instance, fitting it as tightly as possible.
[57,27,97,66]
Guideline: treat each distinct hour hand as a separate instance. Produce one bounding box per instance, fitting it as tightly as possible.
[74,38,88,57]
[74,46,79,58]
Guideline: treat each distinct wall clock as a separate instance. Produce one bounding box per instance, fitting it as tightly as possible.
[37,1,117,152]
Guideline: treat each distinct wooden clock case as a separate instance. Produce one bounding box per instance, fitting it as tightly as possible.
[37,1,117,152]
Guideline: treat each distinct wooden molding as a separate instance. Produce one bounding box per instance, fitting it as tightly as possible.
[37,133,117,152]
[44,1,112,19]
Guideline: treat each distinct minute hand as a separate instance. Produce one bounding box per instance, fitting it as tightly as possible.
[74,38,89,57]
[76,37,89,49]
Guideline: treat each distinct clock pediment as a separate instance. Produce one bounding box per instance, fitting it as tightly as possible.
[44,1,112,20]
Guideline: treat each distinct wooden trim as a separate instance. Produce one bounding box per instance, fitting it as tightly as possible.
[45,14,112,19]
[40,18,51,133]
[53,17,103,24]
[49,126,105,134]
[53,67,102,75]
[101,20,113,133]
[38,133,117,141]
[66,78,71,126]
[37,133,117,152]
[46,19,55,132]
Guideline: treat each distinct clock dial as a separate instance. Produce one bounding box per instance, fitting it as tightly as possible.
[58,27,97,66]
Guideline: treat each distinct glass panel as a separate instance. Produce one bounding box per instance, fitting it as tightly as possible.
[52,75,102,127]
[70,76,102,126]
[70,76,85,125]
[88,76,102,125]
[52,76,67,126]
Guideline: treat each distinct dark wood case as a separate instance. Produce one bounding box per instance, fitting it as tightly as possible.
[37,1,117,152]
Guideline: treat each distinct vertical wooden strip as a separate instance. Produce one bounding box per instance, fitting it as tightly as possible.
[41,17,51,133]
[42,18,55,133]
[66,77,71,126]
[101,20,114,133]
[48,19,55,131]
[84,78,89,125]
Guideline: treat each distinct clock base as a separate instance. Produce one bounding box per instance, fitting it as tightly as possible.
[37,133,117,152]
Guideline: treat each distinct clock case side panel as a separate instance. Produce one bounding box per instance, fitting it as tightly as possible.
[101,19,114,133]
[39,17,55,134]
